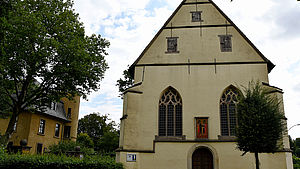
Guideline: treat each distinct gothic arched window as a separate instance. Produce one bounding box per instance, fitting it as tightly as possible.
[159,87,182,136]
[220,86,239,136]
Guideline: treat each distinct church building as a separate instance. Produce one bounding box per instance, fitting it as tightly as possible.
[116,0,293,168]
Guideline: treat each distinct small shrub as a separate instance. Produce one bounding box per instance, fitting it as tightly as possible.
[0,154,123,169]
[48,140,94,155]
[0,145,6,155]
[294,155,300,169]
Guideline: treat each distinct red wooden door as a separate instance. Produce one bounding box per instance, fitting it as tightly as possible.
[192,148,213,169]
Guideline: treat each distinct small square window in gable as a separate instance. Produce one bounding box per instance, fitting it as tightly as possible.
[191,11,203,22]
[218,35,232,52]
[166,37,179,53]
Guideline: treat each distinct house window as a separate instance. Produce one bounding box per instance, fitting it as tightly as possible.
[38,119,46,135]
[54,123,60,137]
[218,35,232,52]
[64,126,71,139]
[36,143,43,154]
[159,87,182,136]
[50,102,56,110]
[67,108,72,119]
[191,11,203,22]
[166,37,179,53]
[196,117,208,139]
[220,86,239,136]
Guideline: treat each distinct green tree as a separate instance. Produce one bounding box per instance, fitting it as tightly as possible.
[290,136,296,154]
[97,129,119,153]
[0,0,109,145]
[295,138,300,157]
[294,155,300,169]
[116,67,134,98]
[77,113,119,153]
[77,133,94,149]
[236,81,286,169]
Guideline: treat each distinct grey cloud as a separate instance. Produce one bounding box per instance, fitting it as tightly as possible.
[268,1,300,39]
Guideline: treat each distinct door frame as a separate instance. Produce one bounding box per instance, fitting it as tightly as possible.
[187,144,219,169]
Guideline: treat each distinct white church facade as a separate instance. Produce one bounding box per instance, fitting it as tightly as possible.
[116,0,293,169]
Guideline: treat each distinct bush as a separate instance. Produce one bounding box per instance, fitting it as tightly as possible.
[0,153,123,169]
[48,140,94,155]
[77,133,94,149]
[294,155,300,169]
[0,145,5,155]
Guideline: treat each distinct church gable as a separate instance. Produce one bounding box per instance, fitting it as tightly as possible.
[131,0,274,75]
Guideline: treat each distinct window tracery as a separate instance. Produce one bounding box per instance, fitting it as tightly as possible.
[159,87,182,136]
[220,87,239,136]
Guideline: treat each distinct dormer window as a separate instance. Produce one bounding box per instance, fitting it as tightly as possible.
[50,102,57,110]
[218,35,232,52]
[191,11,203,22]
[166,37,179,53]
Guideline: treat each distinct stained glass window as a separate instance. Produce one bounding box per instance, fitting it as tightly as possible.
[159,87,182,136]
[220,87,239,136]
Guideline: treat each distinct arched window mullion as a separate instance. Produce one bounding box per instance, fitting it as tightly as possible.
[167,102,174,136]
[159,104,166,136]
[220,86,239,136]
[173,103,176,136]
[175,104,182,136]
[227,103,230,136]
[159,87,182,137]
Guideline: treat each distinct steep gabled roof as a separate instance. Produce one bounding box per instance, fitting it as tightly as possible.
[41,102,70,121]
[129,0,275,77]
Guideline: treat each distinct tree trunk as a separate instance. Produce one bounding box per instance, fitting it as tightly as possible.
[255,152,260,169]
[0,110,18,146]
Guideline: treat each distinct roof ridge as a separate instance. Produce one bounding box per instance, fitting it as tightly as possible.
[129,0,275,77]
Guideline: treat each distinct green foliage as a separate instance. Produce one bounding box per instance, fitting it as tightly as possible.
[236,81,286,154]
[0,153,123,169]
[290,136,296,154]
[0,0,109,145]
[96,130,119,153]
[294,155,300,169]
[291,137,300,158]
[116,67,134,98]
[77,113,119,153]
[236,81,286,169]
[48,140,94,155]
[77,133,94,149]
[0,144,6,155]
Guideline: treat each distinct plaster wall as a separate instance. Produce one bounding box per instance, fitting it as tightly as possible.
[117,0,293,168]
[27,113,64,154]
[62,96,80,141]
[118,143,289,169]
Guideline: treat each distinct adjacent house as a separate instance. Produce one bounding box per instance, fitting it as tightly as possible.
[0,96,80,154]
[116,0,293,168]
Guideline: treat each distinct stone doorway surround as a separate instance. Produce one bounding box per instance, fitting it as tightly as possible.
[187,144,219,169]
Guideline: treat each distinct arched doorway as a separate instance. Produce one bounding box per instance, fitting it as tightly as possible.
[192,148,214,169]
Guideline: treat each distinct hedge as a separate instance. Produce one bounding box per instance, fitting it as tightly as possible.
[0,153,123,169]
[294,155,300,169]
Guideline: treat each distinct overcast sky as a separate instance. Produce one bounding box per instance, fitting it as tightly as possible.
[73,0,300,139]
